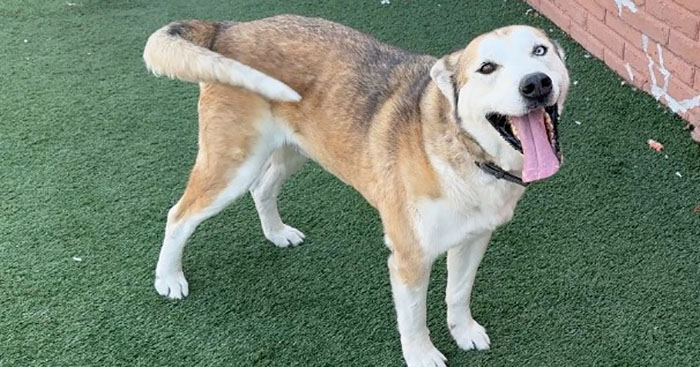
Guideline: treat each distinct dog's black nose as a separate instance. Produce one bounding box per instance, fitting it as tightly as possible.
[520,72,552,100]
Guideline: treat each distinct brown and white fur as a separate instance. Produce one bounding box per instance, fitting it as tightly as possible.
[143,15,569,367]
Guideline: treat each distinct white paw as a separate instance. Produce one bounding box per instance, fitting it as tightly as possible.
[154,271,189,300]
[402,338,447,367]
[265,225,305,248]
[450,319,491,351]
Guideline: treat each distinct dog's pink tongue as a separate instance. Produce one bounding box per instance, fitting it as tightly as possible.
[512,109,560,182]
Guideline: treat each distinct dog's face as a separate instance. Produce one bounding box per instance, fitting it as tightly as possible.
[431,25,570,182]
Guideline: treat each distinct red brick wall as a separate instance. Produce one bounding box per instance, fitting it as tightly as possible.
[526,0,700,141]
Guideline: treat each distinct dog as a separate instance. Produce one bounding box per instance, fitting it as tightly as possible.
[143,15,569,367]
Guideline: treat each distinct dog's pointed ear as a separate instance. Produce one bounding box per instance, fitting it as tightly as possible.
[430,56,458,109]
[553,40,566,61]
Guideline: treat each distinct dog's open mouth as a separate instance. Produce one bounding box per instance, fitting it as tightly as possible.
[486,105,561,183]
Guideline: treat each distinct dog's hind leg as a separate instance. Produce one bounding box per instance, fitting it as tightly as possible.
[155,85,281,299]
[250,144,307,247]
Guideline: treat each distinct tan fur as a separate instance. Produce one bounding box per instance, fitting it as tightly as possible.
[174,85,267,221]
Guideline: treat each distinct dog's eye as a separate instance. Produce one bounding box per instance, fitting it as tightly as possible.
[533,45,548,56]
[477,62,497,75]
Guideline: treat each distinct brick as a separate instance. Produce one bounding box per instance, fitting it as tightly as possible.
[690,109,700,125]
[604,48,629,78]
[580,0,606,20]
[539,0,572,32]
[646,0,700,40]
[570,23,606,59]
[649,46,696,85]
[679,108,700,125]
[626,9,671,44]
[556,0,587,25]
[674,0,700,15]
[593,0,644,15]
[651,66,666,89]
[692,121,700,142]
[692,110,700,122]
[668,30,700,66]
[593,0,619,14]
[638,58,667,92]
[636,41,697,85]
[625,45,650,73]
[587,16,625,57]
[666,77,698,102]
[606,11,644,44]
[665,51,696,85]
[678,109,692,121]
[604,48,649,87]
[639,79,651,92]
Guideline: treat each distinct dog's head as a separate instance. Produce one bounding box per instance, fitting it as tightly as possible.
[431,25,570,183]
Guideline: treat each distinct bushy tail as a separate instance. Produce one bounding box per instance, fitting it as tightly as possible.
[143,20,301,102]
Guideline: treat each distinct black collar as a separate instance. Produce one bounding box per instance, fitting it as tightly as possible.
[475,161,529,187]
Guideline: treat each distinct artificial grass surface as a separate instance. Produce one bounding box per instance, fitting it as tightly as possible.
[1,0,699,366]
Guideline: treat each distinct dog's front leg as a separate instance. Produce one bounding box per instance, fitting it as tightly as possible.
[387,251,446,367]
[446,231,492,351]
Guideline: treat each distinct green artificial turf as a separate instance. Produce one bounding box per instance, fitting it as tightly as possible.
[1,0,699,366]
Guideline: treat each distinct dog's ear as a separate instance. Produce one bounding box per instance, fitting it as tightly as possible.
[430,56,459,110]
[552,40,566,61]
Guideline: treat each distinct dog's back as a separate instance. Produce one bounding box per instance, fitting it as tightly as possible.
[144,15,439,195]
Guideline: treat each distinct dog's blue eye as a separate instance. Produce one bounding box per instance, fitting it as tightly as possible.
[533,45,548,56]
[477,62,497,75]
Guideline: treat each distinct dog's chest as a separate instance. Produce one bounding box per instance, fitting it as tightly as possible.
[413,163,525,257]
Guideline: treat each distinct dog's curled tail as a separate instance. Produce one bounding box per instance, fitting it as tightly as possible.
[143,20,301,102]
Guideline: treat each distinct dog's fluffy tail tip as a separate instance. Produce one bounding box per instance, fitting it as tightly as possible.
[273,85,303,103]
[144,21,302,103]
[254,74,302,102]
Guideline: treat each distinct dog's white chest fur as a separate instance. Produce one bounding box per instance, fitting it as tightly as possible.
[413,156,525,257]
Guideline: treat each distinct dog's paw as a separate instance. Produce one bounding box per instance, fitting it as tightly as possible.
[450,319,490,351]
[402,338,447,367]
[265,225,305,248]
[154,271,189,300]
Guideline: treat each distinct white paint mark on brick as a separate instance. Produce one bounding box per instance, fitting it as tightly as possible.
[667,95,700,114]
[656,44,671,84]
[642,34,700,114]
[624,63,634,82]
[614,0,638,16]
